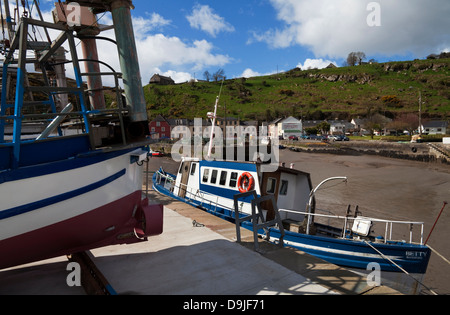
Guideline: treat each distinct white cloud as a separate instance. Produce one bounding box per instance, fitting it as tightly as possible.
[252,0,450,59]
[297,58,337,70]
[132,13,171,39]
[239,68,281,78]
[241,68,262,78]
[186,4,235,37]
[135,34,231,73]
[161,70,192,84]
[31,9,230,86]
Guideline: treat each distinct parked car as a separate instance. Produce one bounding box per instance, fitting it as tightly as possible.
[328,135,339,141]
[288,135,299,140]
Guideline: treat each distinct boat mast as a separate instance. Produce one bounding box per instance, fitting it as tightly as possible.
[207,96,219,159]
[206,79,224,160]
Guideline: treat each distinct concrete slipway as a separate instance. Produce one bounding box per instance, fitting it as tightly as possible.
[0,199,400,295]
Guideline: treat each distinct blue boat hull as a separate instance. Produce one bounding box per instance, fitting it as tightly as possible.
[153,172,430,275]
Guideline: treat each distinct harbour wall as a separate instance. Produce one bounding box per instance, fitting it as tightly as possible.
[149,140,450,164]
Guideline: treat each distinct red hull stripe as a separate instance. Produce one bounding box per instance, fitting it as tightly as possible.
[0,169,126,220]
[0,191,146,269]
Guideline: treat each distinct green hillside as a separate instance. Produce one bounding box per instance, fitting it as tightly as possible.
[143,58,450,122]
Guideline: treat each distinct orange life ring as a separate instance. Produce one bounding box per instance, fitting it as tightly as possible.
[238,172,254,193]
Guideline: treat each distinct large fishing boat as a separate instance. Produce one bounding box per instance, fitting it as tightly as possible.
[0,0,163,270]
[153,98,431,295]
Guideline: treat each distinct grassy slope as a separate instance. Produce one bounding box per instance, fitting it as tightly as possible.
[143,58,450,121]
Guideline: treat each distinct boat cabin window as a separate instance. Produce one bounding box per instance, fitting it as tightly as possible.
[229,172,238,188]
[178,162,184,174]
[202,169,209,183]
[279,180,288,195]
[190,163,197,175]
[266,177,277,194]
[210,170,218,184]
[219,171,227,186]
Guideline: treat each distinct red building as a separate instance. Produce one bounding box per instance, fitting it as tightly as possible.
[149,115,171,139]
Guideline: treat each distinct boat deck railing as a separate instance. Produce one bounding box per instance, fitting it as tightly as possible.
[279,208,425,245]
[0,17,133,169]
[154,171,426,246]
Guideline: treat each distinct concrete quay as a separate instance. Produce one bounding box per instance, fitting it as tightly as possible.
[0,198,401,295]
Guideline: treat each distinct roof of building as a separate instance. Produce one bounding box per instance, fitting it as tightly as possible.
[422,120,448,128]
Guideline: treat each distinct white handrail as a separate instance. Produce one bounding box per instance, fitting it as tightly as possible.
[279,208,425,244]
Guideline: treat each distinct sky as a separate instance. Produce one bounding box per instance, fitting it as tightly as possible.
[5,0,450,85]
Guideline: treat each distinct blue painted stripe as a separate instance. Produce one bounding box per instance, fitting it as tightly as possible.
[0,169,126,220]
[199,160,257,172]
[199,184,258,203]
[105,284,118,295]
[0,146,137,184]
[199,160,258,201]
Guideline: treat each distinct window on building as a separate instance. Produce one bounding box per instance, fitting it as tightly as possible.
[156,122,160,127]
[161,127,165,132]
[219,171,227,185]
[266,178,276,194]
[229,172,238,187]
[210,170,218,184]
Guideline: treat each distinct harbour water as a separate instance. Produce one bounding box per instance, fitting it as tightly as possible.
[148,148,450,294]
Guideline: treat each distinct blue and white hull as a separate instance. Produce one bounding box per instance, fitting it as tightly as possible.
[153,159,431,294]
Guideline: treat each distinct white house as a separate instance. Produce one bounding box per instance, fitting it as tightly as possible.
[328,120,354,135]
[269,116,302,139]
[351,118,369,135]
[420,121,448,135]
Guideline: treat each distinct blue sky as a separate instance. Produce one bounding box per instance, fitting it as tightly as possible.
[17,0,450,84]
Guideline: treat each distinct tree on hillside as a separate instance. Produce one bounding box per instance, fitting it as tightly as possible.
[203,71,211,82]
[346,52,366,66]
[213,69,226,82]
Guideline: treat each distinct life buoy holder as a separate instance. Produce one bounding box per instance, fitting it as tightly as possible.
[238,172,254,193]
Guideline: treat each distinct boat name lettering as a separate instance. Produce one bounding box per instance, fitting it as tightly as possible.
[406,251,427,259]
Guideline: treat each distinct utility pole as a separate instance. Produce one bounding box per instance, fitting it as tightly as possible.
[418,91,422,136]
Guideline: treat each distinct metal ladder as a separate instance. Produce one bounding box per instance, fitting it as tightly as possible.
[233,191,285,251]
